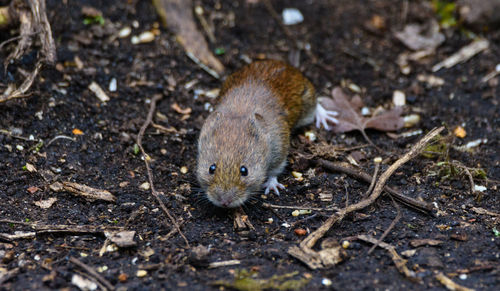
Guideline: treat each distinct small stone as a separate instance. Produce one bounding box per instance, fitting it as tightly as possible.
[134,31,155,44]
[403,114,420,127]
[342,241,350,249]
[474,185,487,192]
[292,171,303,181]
[361,107,370,116]
[139,182,150,190]
[453,126,467,138]
[97,266,108,273]
[109,78,117,92]
[180,166,188,174]
[393,90,406,106]
[118,26,131,38]
[136,270,147,277]
[304,131,316,142]
[118,273,128,283]
[322,278,332,286]
[282,8,303,25]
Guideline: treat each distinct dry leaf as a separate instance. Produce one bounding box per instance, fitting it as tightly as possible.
[34,197,57,209]
[320,87,404,144]
[394,20,445,51]
[105,231,136,247]
[27,186,40,194]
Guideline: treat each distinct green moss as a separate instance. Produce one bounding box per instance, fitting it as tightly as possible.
[212,269,310,291]
[432,0,457,28]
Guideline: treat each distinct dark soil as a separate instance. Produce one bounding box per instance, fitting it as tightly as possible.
[1,0,499,290]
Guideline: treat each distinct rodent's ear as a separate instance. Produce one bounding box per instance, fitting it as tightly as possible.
[254,113,264,123]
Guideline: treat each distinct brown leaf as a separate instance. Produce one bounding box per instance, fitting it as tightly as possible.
[27,186,40,194]
[320,87,404,135]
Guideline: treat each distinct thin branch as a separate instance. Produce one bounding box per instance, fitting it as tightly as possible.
[136,94,190,247]
[69,257,114,291]
[364,158,381,198]
[318,160,434,215]
[367,194,402,254]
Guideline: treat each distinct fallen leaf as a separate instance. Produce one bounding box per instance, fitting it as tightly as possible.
[105,231,136,247]
[320,87,404,144]
[27,186,40,194]
[34,197,58,209]
[394,20,445,51]
[294,228,307,236]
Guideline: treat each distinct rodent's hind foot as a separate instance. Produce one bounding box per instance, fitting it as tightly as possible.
[263,176,285,195]
[315,103,338,130]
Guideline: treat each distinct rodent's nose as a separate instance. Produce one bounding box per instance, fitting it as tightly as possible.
[212,187,237,208]
[220,199,231,208]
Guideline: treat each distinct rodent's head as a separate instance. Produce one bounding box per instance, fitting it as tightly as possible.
[196,112,268,208]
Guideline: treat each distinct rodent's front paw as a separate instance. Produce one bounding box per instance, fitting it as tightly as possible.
[315,103,339,130]
[263,176,285,195]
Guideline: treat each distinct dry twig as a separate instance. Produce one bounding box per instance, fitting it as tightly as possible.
[367,194,402,254]
[136,94,190,247]
[318,160,434,215]
[356,234,421,283]
[69,257,114,291]
[288,126,444,269]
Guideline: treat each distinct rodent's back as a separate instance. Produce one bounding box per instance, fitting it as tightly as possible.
[219,60,316,129]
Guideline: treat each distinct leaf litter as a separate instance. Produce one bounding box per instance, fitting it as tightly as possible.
[319,87,404,146]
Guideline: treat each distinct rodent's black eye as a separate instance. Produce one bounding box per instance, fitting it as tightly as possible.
[240,166,248,176]
[209,164,216,174]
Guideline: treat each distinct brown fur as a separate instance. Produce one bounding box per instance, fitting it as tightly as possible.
[197,60,316,208]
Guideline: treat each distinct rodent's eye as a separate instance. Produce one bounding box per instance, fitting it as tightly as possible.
[209,164,216,174]
[240,166,248,176]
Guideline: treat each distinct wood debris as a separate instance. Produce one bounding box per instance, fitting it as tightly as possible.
[435,272,475,291]
[0,0,55,103]
[50,181,116,202]
[88,81,110,102]
[105,231,137,247]
[152,0,224,78]
[432,39,489,72]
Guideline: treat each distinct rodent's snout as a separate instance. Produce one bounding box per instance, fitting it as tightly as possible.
[207,186,245,208]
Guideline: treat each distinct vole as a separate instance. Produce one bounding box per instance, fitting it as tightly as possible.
[196,60,338,208]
